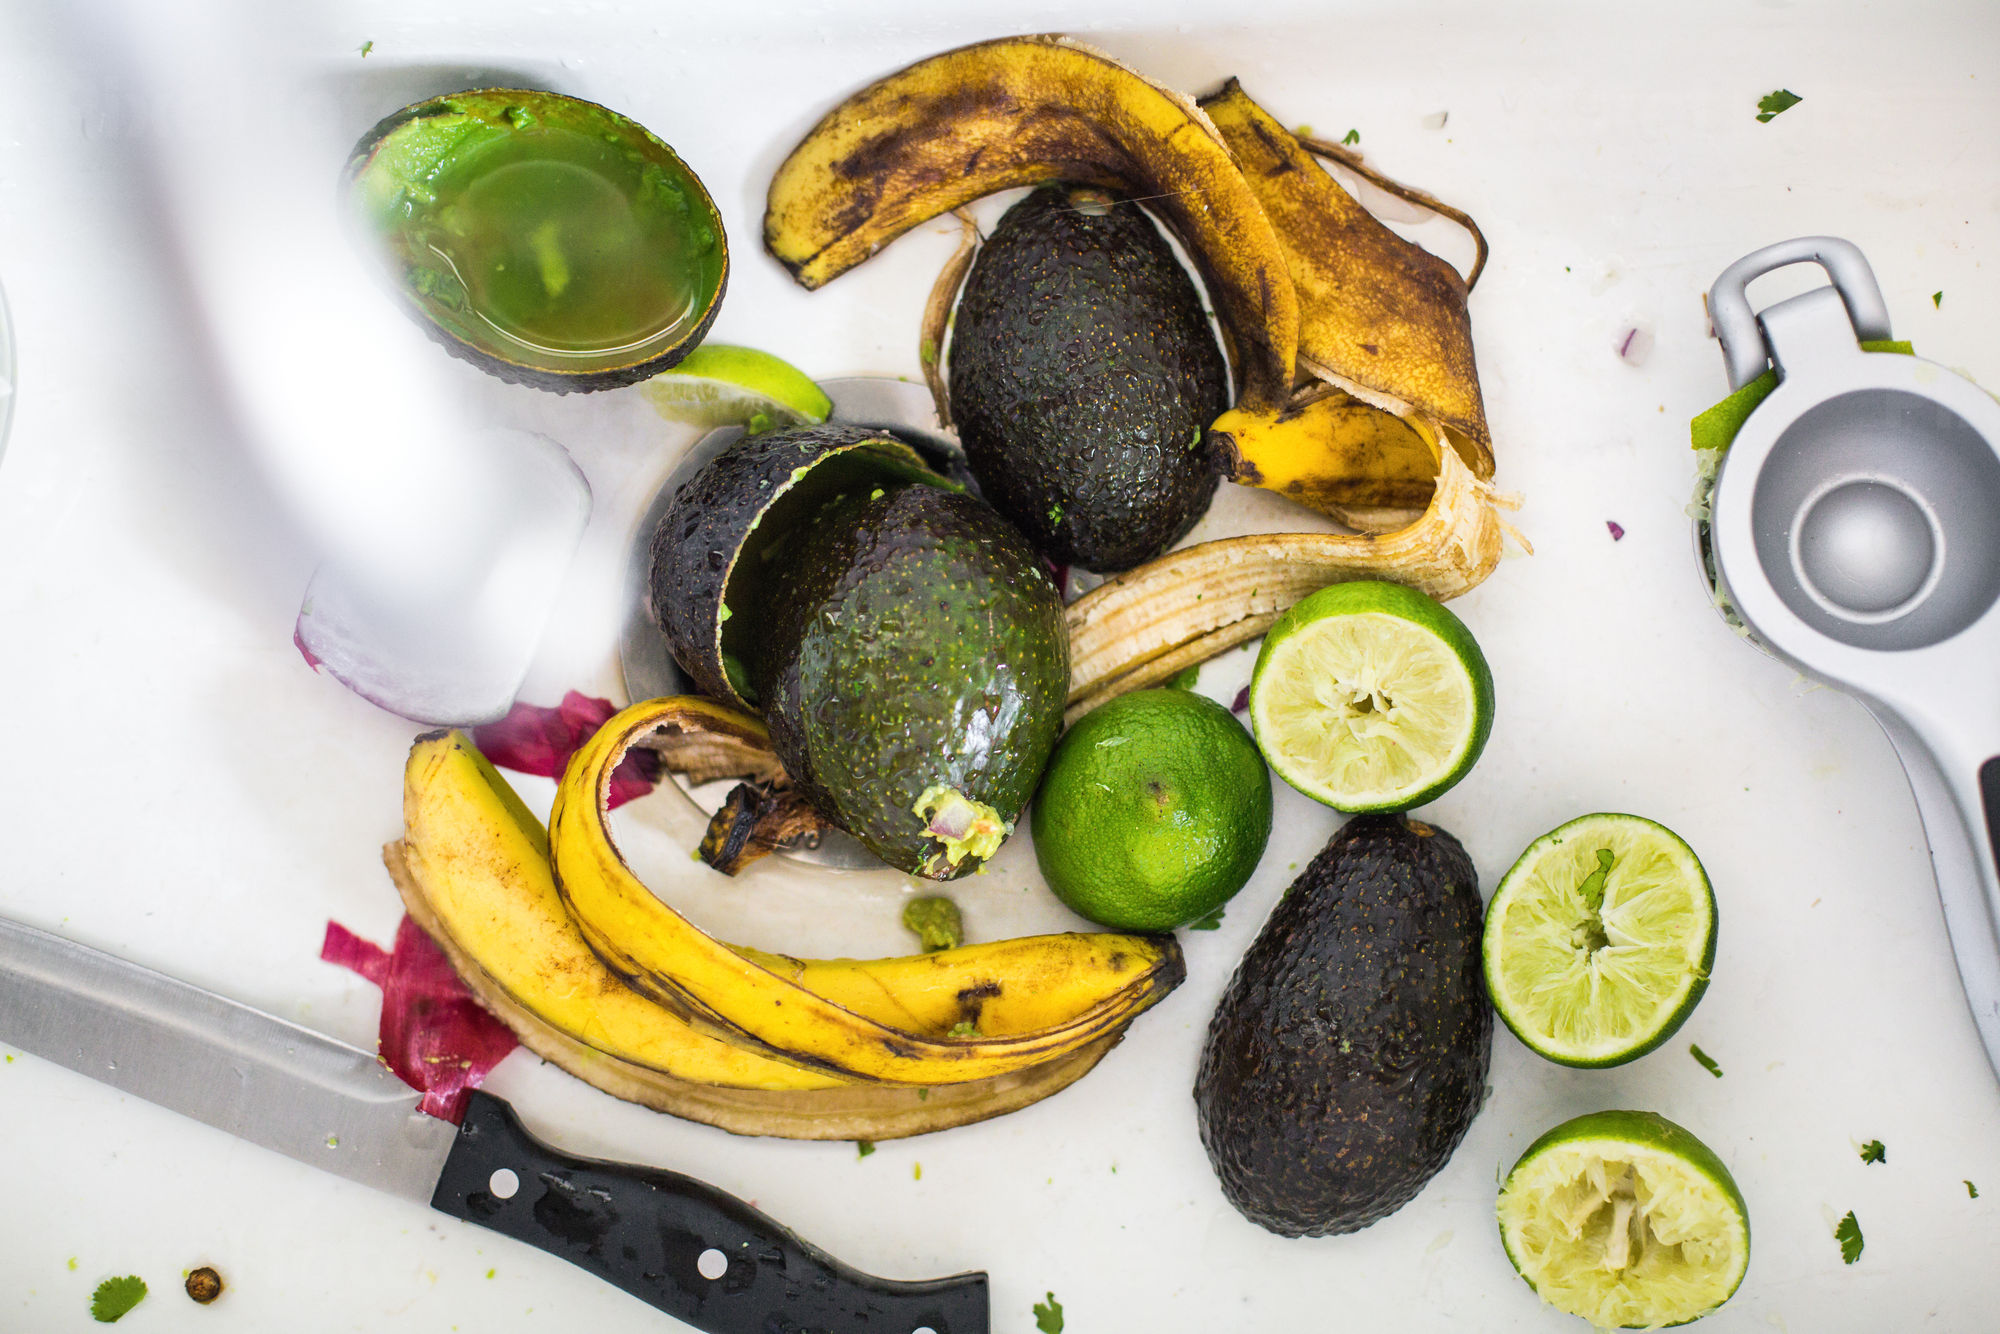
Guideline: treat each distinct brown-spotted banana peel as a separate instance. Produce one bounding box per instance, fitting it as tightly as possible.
[1201,79,1494,506]
[391,729,1124,1137]
[763,33,1298,411]
[549,699,1185,1085]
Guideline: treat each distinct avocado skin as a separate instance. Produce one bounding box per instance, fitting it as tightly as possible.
[1195,814,1491,1237]
[647,424,939,709]
[344,88,727,393]
[758,485,1069,878]
[948,186,1227,573]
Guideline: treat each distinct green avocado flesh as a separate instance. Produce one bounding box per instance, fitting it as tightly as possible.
[948,184,1227,573]
[349,90,724,383]
[1195,815,1491,1236]
[757,485,1069,879]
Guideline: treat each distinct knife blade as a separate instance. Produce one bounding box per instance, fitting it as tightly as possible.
[0,914,988,1334]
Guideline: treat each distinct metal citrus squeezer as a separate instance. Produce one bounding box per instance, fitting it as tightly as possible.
[1703,236,2000,1082]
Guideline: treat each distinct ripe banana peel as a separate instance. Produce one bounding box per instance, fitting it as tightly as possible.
[550,697,1185,1085]
[763,33,1297,410]
[1201,80,1494,485]
[392,729,1123,1137]
[1208,392,1444,521]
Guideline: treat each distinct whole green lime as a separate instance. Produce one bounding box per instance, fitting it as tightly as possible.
[1031,688,1272,931]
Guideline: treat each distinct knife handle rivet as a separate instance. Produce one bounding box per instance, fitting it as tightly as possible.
[487,1168,520,1200]
[695,1248,727,1281]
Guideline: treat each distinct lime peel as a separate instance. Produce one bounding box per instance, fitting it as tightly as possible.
[1498,1110,1749,1330]
[1484,814,1716,1068]
[1248,581,1492,813]
[640,344,832,434]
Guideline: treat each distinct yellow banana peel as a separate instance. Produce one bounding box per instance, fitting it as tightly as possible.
[550,698,1185,1084]
[393,729,1125,1137]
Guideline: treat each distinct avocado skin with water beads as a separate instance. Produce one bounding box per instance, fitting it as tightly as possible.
[756,484,1068,879]
[948,183,1228,573]
[1195,814,1491,1236]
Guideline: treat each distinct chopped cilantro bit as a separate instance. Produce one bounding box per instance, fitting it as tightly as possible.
[902,896,963,952]
[920,337,939,366]
[1033,1291,1066,1333]
[917,1087,930,1101]
[912,1162,922,1180]
[1168,664,1201,691]
[1341,128,1360,145]
[486,1268,496,1279]
[856,1140,876,1158]
[947,1020,981,1038]
[1859,1139,1885,1165]
[68,1258,77,1271]
[1933,291,1944,308]
[359,39,374,57]
[1187,906,1225,930]
[1690,1043,1724,1078]
[1756,89,1802,123]
[1835,1209,1863,1264]
[91,1276,147,1323]
[1968,1180,1980,1199]
[1576,848,1615,912]
[1292,123,1313,138]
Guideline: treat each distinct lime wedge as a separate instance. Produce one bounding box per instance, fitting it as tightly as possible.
[638,344,832,434]
[1484,813,1715,1067]
[1498,1109,1749,1329]
[1247,580,1493,812]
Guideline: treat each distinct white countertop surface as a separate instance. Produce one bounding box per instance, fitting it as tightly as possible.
[3,1,1998,1330]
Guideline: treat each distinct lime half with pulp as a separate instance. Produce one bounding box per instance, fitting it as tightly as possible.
[1248,580,1493,812]
[1498,1109,1749,1329]
[1484,813,1715,1067]
[639,344,832,434]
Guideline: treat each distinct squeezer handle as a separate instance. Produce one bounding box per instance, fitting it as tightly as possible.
[1708,236,1894,390]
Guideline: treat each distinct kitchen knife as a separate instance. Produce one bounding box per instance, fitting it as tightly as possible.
[0,914,987,1334]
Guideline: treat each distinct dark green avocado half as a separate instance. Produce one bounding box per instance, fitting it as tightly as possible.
[344,88,727,392]
[757,483,1069,879]
[647,424,956,710]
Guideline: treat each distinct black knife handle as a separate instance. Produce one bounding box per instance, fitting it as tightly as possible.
[431,1092,988,1334]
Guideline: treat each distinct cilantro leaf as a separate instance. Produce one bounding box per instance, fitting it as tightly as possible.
[1968,1180,1980,1199]
[1690,1043,1724,1078]
[1187,906,1226,931]
[1859,1139,1885,1165]
[91,1276,147,1323]
[1933,291,1944,308]
[1168,664,1201,690]
[1835,1210,1863,1264]
[1756,89,1802,123]
[1577,848,1615,912]
[1033,1291,1065,1333]
[855,1140,875,1159]
[1341,128,1360,145]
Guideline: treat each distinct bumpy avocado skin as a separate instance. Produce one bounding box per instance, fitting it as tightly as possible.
[758,485,1069,878]
[1195,814,1491,1237]
[647,424,939,708]
[948,186,1227,573]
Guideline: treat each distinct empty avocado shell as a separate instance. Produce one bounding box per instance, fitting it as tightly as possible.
[345,88,727,392]
[647,424,955,710]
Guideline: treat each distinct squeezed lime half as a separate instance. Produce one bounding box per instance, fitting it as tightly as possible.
[1498,1109,1750,1329]
[1484,813,1716,1067]
[640,344,832,434]
[1248,580,1493,811]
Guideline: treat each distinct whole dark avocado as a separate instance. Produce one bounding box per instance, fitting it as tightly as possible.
[757,484,1068,879]
[948,185,1227,573]
[647,423,949,709]
[1195,814,1491,1237]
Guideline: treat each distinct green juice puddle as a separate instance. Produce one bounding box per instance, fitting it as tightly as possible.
[402,125,719,359]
